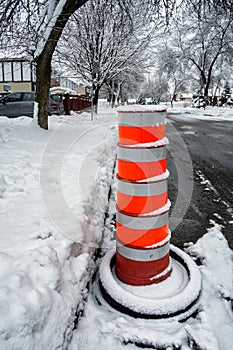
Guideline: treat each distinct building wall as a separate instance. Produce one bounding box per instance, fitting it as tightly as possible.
[60,77,78,92]
[0,81,33,93]
[77,85,86,95]
[0,59,35,93]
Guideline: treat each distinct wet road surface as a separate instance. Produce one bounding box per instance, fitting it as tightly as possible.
[167,112,233,249]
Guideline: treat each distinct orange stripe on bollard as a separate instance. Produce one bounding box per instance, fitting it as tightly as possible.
[116,251,171,285]
[116,222,169,248]
[116,240,171,285]
[117,191,168,214]
[118,125,166,145]
[117,159,166,181]
[116,175,168,215]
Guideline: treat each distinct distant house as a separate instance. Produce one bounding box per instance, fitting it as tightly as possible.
[50,69,89,95]
[175,91,193,102]
[0,58,35,93]
[50,86,77,95]
[127,98,137,105]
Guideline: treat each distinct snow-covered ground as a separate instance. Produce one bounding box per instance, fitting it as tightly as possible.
[0,107,117,349]
[71,221,233,350]
[168,105,233,121]
[0,105,232,349]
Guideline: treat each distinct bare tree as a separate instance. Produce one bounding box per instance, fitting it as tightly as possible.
[154,40,191,106]
[55,0,154,112]
[105,69,145,107]
[0,0,176,128]
[0,0,89,129]
[174,1,233,103]
[140,74,169,104]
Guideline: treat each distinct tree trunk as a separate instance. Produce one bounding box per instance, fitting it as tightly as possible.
[111,79,115,108]
[35,53,52,130]
[115,81,122,106]
[204,80,210,105]
[204,66,214,105]
[35,0,88,129]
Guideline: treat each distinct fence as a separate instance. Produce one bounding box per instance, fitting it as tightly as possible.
[63,94,91,115]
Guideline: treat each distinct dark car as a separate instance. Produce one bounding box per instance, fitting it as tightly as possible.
[0,92,64,118]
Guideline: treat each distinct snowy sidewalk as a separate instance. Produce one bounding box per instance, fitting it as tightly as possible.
[0,108,117,349]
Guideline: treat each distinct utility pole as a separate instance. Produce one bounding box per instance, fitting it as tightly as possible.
[91,61,100,121]
[91,76,94,121]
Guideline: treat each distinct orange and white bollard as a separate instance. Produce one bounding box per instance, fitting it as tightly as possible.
[115,106,171,285]
[97,105,202,322]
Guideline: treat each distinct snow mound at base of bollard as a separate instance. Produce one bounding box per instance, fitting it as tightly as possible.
[99,245,201,320]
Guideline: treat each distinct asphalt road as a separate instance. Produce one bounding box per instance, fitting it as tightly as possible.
[167,111,233,250]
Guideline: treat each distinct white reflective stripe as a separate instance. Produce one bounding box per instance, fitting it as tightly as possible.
[117,146,166,162]
[118,112,166,126]
[116,178,167,197]
[116,241,170,262]
[117,210,168,229]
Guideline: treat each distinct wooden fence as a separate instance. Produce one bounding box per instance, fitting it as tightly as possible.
[63,94,91,115]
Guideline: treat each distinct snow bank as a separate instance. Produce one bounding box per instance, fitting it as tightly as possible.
[185,221,233,350]
[0,107,117,349]
[168,106,233,121]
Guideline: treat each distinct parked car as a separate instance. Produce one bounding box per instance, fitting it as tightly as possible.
[0,92,64,118]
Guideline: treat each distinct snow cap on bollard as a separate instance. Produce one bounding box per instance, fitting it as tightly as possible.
[116,105,171,286]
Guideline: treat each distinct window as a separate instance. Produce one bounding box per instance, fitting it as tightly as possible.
[4,62,12,81]
[0,60,35,83]
[22,92,35,101]
[13,62,22,81]
[0,63,3,82]
[22,62,31,81]
[4,92,22,103]
[50,94,61,102]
